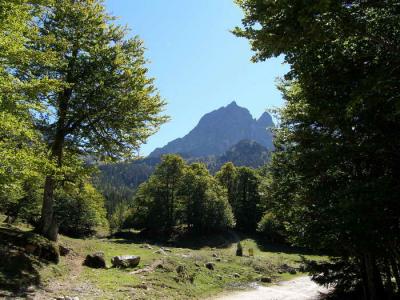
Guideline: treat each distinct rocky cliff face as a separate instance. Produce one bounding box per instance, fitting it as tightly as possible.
[149,101,274,158]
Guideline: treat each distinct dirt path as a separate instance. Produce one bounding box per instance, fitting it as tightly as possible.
[215,276,331,300]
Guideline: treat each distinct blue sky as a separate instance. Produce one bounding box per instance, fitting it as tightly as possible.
[104,0,288,155]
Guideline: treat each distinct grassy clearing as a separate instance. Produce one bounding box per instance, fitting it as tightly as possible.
[38,234,324,299]
[0,219,326,299]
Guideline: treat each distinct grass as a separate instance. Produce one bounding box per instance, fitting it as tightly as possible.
[0,218,326,299]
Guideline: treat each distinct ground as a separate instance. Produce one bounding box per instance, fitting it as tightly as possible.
[215,276,332,300]
[0,220,326,300]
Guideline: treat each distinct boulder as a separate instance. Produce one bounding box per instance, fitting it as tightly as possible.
[83,252,106,268]
[205,262,215,270]
[59,245,72,256]
[260,277,272,283]
[111,255,140,268]
[139,244,153,250]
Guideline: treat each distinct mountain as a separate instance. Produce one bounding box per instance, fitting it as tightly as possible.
[216,139,270,169]
[96,102,274,215]
[149,101,274,158]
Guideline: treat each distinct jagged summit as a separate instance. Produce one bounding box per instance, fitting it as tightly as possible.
[257,111,274,127]
[149,102,274,158]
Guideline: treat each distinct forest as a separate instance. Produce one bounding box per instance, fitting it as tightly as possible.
[1,1,399,300]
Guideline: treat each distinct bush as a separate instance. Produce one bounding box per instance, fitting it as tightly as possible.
[55,183,109,237]
[257,211,286,243]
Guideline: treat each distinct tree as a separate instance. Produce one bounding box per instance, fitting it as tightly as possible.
[235,1,400,299]
[55,182,108,237]
[20,0,167,240]
[131,155,186,230]
[215,162,238,207]
[216,163,262,232]
[0,0,55,220]
[235,167,262,232]
[179,163,235,232]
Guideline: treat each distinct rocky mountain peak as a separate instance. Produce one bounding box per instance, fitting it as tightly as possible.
[149,102,274,158]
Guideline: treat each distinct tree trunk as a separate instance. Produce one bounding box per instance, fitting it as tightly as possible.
[40,176,56,238]
[364,253,378,300]
[38,89,69,241]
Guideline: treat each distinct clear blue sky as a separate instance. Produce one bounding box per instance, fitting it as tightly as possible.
[104,0,288,156]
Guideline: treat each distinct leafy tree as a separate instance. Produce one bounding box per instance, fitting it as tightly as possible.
[108,201,131,233]
[235,1,400,298]
[179,163,235,232]
[130,155,186,230]
[16,0,168,240]
[215,162,238,207]
[55,182,108,237]
[0,0,56,220]
[234,167,262,232]
[216,163,262,232]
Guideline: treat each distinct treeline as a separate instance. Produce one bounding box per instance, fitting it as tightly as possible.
[116,154,279,237]
[0,0,166,240]
[95,139,270,220]
[235,1,400,300]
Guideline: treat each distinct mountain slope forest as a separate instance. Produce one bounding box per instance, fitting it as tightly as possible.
[0,1,399,300]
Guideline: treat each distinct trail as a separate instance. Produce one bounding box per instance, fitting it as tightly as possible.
[215,276,331,300]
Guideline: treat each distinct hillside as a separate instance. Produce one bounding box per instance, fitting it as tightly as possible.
[97,103,274,213]
[0,220,324,299]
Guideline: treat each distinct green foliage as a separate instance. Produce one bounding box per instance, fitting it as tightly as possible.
[55,182,108,238]
[216,163,263,232]
[0,0,168,240]
[0,0,55,222]
[108,202,132,233]
[179,163,235,232]
[236,0,400,297]
[131,155,186,230]
[128,155,235,232]
[257,212,286,244]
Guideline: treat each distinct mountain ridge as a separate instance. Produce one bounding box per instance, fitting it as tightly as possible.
[149,101,274,158]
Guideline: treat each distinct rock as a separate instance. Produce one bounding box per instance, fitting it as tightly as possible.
[260,277,272,283]
[59,245,71,256]
[154,249,167,255]
[212,253,218,257]
[111,255,140,268]
[205,262,215,270]
[280,263,297,274]
[161,247,172,252]
[215,258,221,262]
[149,102,274,158]
[26,286,35,293]
[134,283,148,290]
[236,242,243,257]
[83,252,106,268]
[23,233,60,263]
[233,273,240,278]
[140,244,153,250]
[25,244,37,254]
[176,265,186,274]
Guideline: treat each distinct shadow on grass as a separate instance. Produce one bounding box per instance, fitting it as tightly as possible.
[250,233,325,257]
[0,225,56,297]
[109,228,324,257]
[109,227,241,250]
